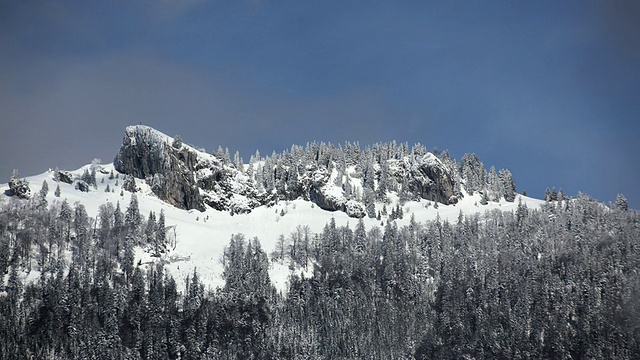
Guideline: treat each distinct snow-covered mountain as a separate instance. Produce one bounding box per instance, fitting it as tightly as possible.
[1,125,543,291]
[113,125,461,216]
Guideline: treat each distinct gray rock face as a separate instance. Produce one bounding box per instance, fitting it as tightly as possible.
[309,185,342,212]
[54,170,73,184]
[114,125,262,213]
[305,166,360,216]
[114,126,205,211]
[408,155,455,204]
[122,175,139,193]
[308,185,366,218]
[388,154,456,205]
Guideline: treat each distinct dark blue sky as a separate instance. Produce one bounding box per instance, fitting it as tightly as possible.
[2,1,639,207]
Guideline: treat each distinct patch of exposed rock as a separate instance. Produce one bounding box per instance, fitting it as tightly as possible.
[54,170,74,184]
[114,126,205,211]
[388,154,456,205]
[114,125,260,213]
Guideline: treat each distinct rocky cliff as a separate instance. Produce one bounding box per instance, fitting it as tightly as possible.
[114,126,204,210]
[398,154,457,204]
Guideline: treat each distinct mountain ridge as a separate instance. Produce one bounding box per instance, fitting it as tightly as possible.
[112,125,515,218]
[1,124,539,291]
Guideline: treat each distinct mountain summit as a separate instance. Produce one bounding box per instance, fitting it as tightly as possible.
[113,125,513,218]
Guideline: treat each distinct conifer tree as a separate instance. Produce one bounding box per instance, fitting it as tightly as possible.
[498,169,516,202]
[488,166,500,201]
[354,218,367,253]
[615,194,628,211]
[59,199,73,242]
[123,233,135,281]
[156,210,166,255]
[113,202,124,243]
[460,153,485,194]
[40,179,49,196]
[97,202,115,250]
[234,150,244,171]
[273,234,287,261]
[125,194,142,240]
[124,266,147,355]
[36,180,49,209]
[145,210,157,246]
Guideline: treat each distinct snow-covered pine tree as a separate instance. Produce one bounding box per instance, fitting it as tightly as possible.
[233,151,244,172]
[498,169,516,202]
[125,194,142,241]
[37,180,49,208]
[459,153,486,195]
[156,210,166,255]
[615,194,628,211]
[487,166,500,201]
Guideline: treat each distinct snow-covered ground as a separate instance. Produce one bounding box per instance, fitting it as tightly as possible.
[1,164,544,293]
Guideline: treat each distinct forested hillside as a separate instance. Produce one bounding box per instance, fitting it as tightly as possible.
[0,185,638,359]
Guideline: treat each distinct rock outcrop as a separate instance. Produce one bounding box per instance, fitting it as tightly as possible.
[307,179,366,218]
[309,185,344,212]
[408,154,456,204]
[114,125,260,213]
[114,126,205,211]
[387,153,456,205]
[344,200,366,218]
[8,172,31,199]
[113,125,464,216]
[54,170,73,184]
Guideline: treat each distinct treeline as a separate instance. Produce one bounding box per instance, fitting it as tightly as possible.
[217,140,515,208]
[1,189,639,358]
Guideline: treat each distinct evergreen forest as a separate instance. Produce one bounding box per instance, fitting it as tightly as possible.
[0,184,639,359]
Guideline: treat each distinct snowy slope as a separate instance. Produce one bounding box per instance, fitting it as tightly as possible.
[1,163,543,293]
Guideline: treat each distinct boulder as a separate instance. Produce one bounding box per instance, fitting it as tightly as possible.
[55,170,73,184]
[309,185,345,212]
